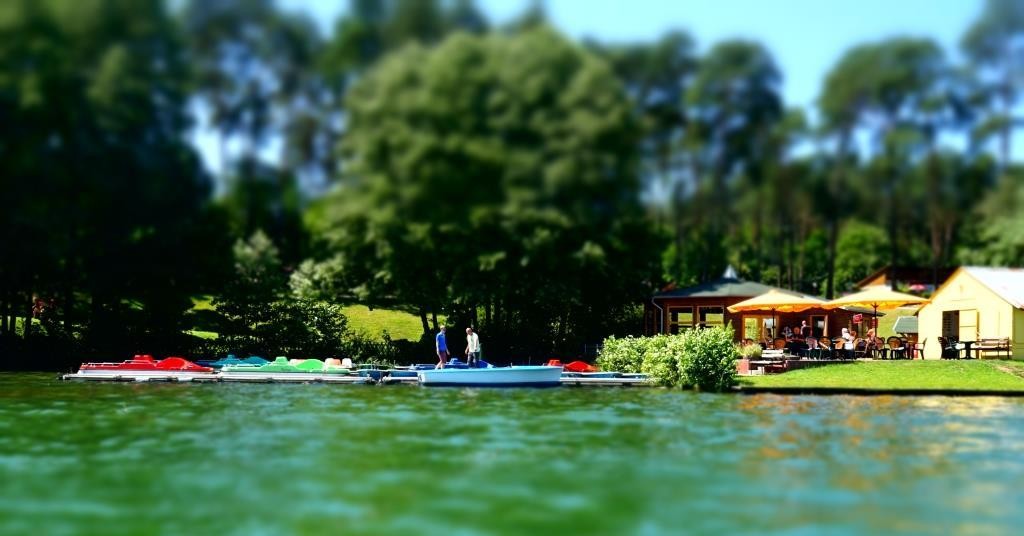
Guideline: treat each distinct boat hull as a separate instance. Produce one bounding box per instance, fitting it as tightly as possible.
[417,366,562,387]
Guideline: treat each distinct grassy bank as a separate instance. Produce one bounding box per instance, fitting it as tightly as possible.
[341,305,437,342]
[740,360,1024,392]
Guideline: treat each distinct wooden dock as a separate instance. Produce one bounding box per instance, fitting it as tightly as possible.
[61,372,375,384]
[62,371,651,387]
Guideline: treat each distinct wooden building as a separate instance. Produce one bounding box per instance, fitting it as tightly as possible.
[916,267,1024,359]
[644,271,874,342]
[855,265,955,292]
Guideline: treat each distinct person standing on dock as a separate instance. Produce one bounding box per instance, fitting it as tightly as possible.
[435,326,449,369]
[465,327,481,367]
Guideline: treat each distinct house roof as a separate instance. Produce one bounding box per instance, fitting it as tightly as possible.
[654,277,881,316]
[893,316,919,334]
[855,265,956,289]
[653,277,782,299]
[963,267,1024,309]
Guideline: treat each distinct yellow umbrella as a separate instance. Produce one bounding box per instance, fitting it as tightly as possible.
[823,286,928,330]
[727,289,826,313]
[728,290,826,341]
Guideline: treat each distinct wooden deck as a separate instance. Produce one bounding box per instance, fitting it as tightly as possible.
[62,371,651,387]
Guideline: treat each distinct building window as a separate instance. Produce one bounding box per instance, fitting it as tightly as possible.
[942,311,959,340]
[809,315,825,338]
[698,306,725,329]
[743,316,771,341]
[668,307,693,334]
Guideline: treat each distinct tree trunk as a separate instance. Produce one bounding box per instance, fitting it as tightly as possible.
[419,307,430,337]
[753,196,763,281]
[430,309,439,331]
[22,296,32,339]
[1,291,7,335]
[826,219,838,299]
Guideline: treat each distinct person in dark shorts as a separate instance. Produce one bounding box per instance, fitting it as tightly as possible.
[465,327,481,367]
[435,326,449,369]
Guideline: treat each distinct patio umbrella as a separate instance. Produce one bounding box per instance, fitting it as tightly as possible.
[823,286,928,330]
[728,290,826,340]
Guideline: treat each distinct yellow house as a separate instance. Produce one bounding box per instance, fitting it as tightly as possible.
[917,267,1024,359]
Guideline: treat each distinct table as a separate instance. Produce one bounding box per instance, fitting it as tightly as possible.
[960,341,975,360]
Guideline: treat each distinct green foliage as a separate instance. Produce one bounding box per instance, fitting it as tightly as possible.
[834,222,890,293]
[599,327,737,391]
[678,327,738,392]
[738,343,762,359]
[639,335,681,387]
[213,231,351,358]
[959,172,1024,266]
[596,335,651,374]
[313,28,661,357]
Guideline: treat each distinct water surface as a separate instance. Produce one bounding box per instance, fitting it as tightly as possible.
[1,373,1022,535]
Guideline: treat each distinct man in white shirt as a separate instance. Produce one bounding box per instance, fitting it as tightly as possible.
[465,327,481,367]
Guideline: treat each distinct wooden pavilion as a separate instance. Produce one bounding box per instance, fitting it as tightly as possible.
[644,268,875,342]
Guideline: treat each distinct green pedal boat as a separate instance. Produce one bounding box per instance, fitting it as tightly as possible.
[221,357,351,374]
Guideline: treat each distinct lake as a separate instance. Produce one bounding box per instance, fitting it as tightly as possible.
[1,373,1022,535]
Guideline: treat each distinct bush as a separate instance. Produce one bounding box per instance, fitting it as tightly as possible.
[597,335,649,374]
[678,326,738,392]
[738,342,762,359]
[600,327,738,391]
[640,335,682,387]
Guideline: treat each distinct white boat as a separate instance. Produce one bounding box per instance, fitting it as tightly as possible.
[417,366,562,387]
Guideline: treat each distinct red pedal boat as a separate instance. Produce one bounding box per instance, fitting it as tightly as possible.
[76,355,213,379]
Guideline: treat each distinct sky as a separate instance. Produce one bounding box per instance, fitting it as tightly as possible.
[198,0,1001,175]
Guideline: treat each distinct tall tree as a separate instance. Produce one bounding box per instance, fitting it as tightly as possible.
[0,0,214,356]
[684,40,783,282]
[962,0,1024,167]
[310,29,660,357]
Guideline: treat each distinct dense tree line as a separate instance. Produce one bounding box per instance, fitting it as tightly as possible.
[0,0,1022,366]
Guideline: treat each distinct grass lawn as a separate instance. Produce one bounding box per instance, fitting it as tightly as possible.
[185,329,219,340]
[186,296,433,343]
[873,306,919,338]
[740,360,1024,392]
[342,305,439,342]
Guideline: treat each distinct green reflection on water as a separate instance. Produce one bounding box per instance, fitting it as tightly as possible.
[1,373,1022,535]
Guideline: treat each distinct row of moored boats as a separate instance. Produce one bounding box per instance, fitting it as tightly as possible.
[65,355,648,387]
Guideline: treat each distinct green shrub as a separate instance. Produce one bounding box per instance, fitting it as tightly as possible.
[640,334,682,386]
[678,326,738,392]
[597,335,648,374]
[738,342,762,359]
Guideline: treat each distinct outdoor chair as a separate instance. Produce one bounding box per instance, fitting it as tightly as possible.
[773,338,787,351]
[911,339,926,360]
[819,337,834,359]
[805,338,821,359]
[853,338,868,359]
[938,336,963,359]
[886,336,907,360]
[833,338,850,359]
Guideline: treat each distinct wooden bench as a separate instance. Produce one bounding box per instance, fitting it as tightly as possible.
[974,337,1011,359]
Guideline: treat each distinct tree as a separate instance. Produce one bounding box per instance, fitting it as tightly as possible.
[962,0,1024,167]
[0,0,215,358]
[214,231,350,357]
[310,29,661,357]
[683,40,783,282]
[834,222,890,293]
[818,37,949,296]
[591,32,697,284]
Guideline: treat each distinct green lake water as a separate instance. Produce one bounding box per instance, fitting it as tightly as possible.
[1,373,1023,535]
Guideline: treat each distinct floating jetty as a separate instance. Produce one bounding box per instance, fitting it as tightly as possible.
[61,370,649,387]
[61,356,650,387]
[61,371,376,384]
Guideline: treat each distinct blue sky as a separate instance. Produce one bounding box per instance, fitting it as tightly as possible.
[198,0,1000,174]
[281,0,983,109]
